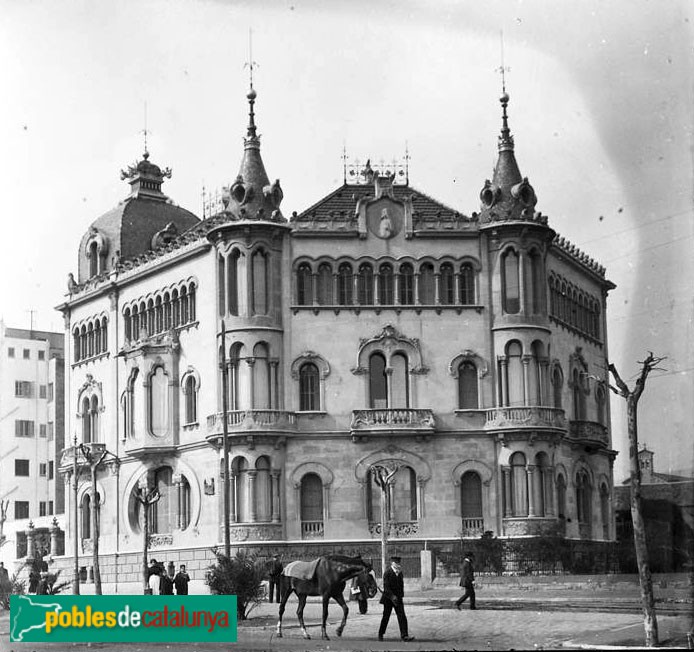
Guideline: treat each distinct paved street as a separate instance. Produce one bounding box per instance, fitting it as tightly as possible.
[1,578,691,651]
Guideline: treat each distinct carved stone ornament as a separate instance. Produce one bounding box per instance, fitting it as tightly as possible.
[204,478,215,495]
[354,324,427,374]
[148,534,174,548]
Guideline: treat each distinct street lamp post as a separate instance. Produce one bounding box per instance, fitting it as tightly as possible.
[220,320,231,559]
[72,434,80,595]
[370,462,403,578]
[80,443,108,595]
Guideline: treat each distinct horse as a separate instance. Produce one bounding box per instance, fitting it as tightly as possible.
[276,555,377,640]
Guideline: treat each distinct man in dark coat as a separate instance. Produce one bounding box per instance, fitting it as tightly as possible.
[455,551,476,610]
[378,556,414,642]
[174,565,190,595]
[267,554,283,603]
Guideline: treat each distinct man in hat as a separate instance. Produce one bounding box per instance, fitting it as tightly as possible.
[378,556,414,642]
[267,554,283,603]
[455,551,476,610]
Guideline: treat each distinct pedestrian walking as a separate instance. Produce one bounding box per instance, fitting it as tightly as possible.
[37,571,49,595]
[267,554,283,603]
[378,556,414,642]
[455,551,476,610]
[174,564,190,595]
[148,561,162,595]
[161,562,174,595]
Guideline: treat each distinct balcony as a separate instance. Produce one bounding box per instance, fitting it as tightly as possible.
[59,443,108,472]
[483,406,566,430]
[301,520,324,540]
[206,410,297,449]
[460,517,485,538]
[350,409,435,440]
[569,420,609,448]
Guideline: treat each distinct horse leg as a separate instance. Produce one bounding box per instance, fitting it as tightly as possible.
[333,592,349,637]
[276,580,292,638]
[297,593,311,639]
[320,594,331,640]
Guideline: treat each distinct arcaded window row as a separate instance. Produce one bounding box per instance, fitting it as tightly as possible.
[548,273,601,341]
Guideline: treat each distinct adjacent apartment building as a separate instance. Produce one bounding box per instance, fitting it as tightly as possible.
[54,83,617,590]
[0,322,65,569]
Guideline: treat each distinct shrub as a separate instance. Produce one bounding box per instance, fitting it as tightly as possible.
[0,573,25,610]
[206,551,265,620]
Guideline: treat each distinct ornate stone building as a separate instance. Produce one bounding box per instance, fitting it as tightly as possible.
[55,84,616,590]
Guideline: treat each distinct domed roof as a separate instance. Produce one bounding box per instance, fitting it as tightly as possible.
[77,151,199,283]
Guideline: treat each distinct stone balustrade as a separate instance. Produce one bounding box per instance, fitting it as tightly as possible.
[206,410,297,434]
[569,420,609,446]
[484,406,566,430]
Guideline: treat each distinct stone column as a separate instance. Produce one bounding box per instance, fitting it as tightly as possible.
[246,359,255,409]
[417,478,426,519]
[269,360,279,409]
[385,367,394,411]
[352,273,359,306]
[527,465,537,517]
[502,466,512,517]
[49,517,60,557]
[229,472,237,523]
[414,273,421,306]
[545,469,555,516]
[522,355,531,406]
[434,272,441,305]
[271,470,281,524]
[499,357,509,406]
[173,473,183,529]
[518,251,527,315]
[394,271,401,306]
[26,520,36,562]
[248,470,257,523]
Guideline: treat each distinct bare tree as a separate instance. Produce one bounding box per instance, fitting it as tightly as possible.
[0,500,9,548]
[134,484,160,594]
[608,352,666,647]
[80,445,107,595]
[370,462,403,578]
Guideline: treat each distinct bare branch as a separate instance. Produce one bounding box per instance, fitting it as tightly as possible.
[608,362,630,398]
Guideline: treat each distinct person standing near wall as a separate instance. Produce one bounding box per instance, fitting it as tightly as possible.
[455,551,476,610]
[267,554,283,603]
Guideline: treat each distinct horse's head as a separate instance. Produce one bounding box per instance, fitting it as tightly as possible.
[363,568,379,599]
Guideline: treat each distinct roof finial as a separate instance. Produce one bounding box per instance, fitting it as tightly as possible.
[496,30,513,151]
[341,143,348,184]
[141,101,150,158]
[244,28,259,141]
[404,141,410,185]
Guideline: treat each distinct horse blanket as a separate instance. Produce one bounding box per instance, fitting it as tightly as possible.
[282,559,321,581]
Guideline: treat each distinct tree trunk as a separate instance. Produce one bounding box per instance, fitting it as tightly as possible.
[627,395,658,647]
[91,467,102,595]
[143,505,150,594]
[380,485,387,579]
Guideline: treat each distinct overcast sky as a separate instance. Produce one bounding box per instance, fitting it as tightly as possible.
[1,0,692,481]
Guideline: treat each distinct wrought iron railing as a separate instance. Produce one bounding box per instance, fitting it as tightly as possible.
[460,518,485,537]
[301,520,324,539]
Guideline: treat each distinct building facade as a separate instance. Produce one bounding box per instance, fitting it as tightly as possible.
[0,323,65,569]
[55,85,617,589]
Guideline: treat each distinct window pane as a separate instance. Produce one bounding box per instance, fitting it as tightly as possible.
[369,353,388,408]
[439,264,454,304]
[458,362,478,409]
[461,472,482,518]
[504,251,520,313]
[338,264,353,305]
[418,264,435,304]
[150,367,169,437]
[316,264,333,305]
[399,265,414,304]
[358,265,374,305]
[299,363,320,411]
[379,265,394,305]
[300,473,323,521]
[391,353,409,408]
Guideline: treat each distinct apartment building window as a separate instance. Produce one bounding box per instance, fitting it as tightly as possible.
[15,420,35,438]
[48,501,54,515]
[38,350,45,361]
[7,347,14,358]
[49,461,54,480]
[39,385,47,399]
[15,460,30,476]
[48,383,54,402]
[15,501,29,519]
[39,502,47,517]
[39,424,47,438]
[23,349,30,359]
[47,422,54,441]
[15,381,33,398]
[39,463,47,477]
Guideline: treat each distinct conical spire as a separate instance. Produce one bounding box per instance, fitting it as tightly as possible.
[478,91,540,224]
[223,86,284,222]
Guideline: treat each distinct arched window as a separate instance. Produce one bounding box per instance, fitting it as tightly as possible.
[357,263,374,305]
[149,366,169,437]
[299,363,320,411]
[183,374,197,424]
[297,263,313,305]
[596,384,606,425]
[439,263,454,305]
[316,263,333,306]
[534,452,550,517]
[527,250,544,314]
[123,368,138,439]
[600,482,610,539]
[82,397,92,443]
[87,323,94,358]
[552,366,563,409]
[557,474,567,535]
[131,305,140,339]
[300,473,324,539]
[146,299,155,335]
[572,369,585,420]
[392,466,418,522]
[460,263,475,305]
[228,250,240,315]
[90,395,99,443]
[188,283,197,323]
[180,287,189,324]
[179,477,191,530]
[163,293,172,330]
[81,493,91,539]
[251,249,270,315]
[94,321,101,355]
[233,457,250,522]
[101,317,108,351]
[369,352,388,409]
[255,456,272,522]
[506,341,524,407]
[461,471,483,532]
[458,361,478,409]
[391,352,409,408]
[88,242,98,278]
[171,290,180,328]
[576,470,592,530]
[218,253,226,316]
[73,329,81,362]
[399,263,414,305]
[510,452,528,517]
[502,249,520,314]
[548,277,556,315]
[378,263,394,305]
[151,467,174,534]
[337,263,353,305]
[418,263,435,304]
[228,344,243,410]
[529,341,544,406]
[253,343,271,409]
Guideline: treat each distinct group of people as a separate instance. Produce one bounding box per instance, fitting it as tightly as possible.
[378,551,476,642]
[147,558,190,595]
